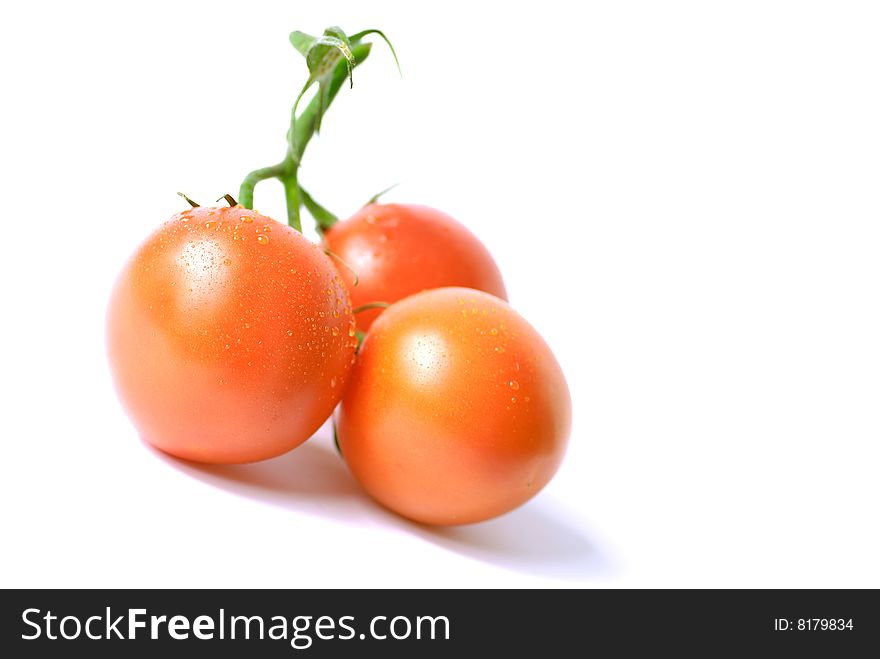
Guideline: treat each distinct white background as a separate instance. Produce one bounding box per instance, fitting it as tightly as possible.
[1,1,878,588]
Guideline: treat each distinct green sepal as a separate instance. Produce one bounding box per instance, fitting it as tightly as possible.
[364,182,400,206]
[349,29,402,77]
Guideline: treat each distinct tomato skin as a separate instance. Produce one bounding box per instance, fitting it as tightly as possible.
[107,206,357,464]
[337,287,570,525]
[323,203,507,330]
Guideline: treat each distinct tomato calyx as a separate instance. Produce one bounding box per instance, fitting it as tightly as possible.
[332,419,343,457]
[175,193,241,211]
[322,248,359,286]
[238,26,400,233]
[348,303,389,352]
[176,192,200,208]
[363,183,400,207]
[352,302,390,315]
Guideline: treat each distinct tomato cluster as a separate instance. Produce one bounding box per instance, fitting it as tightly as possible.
[106,26,571,525]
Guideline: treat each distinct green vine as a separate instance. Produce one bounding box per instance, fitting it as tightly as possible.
[239,26,400,233]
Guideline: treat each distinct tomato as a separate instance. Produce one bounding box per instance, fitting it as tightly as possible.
[323,203,507,330]
[107,205,357,464]
[337,287,571,525]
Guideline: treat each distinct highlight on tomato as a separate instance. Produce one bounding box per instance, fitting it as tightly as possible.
[336,287,571,525]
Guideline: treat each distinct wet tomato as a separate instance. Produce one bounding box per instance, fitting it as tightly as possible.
[107,205,358,464]
[337,287,571,525]
[323,203,507,330]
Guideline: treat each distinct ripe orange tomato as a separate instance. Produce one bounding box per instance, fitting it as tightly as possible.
[337,287,571,525]
[107,205,357,464]
[323,203,507,331]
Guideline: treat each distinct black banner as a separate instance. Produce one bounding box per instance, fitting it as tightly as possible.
[1,589,876,656]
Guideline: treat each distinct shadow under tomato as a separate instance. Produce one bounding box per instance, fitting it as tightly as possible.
[146,435,371,525]
[407,503,613,581]
[149,433,613,581]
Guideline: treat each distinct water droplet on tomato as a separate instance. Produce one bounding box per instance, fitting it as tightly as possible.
[494,346,505,354]
[349,327,356,337]
[489,328,499,336]
[330,377,337,388]
[510,380,520,390]
[257,234,270,245]
[331,327,340,336]
[241,215,253,223]
[223,258,232,266]
[263,224,272,232]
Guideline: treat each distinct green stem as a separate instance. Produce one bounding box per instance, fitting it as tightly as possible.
[239,41,373,230]
[239,163,285,210]
[283,172,301,232]
[300,186,338,231]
